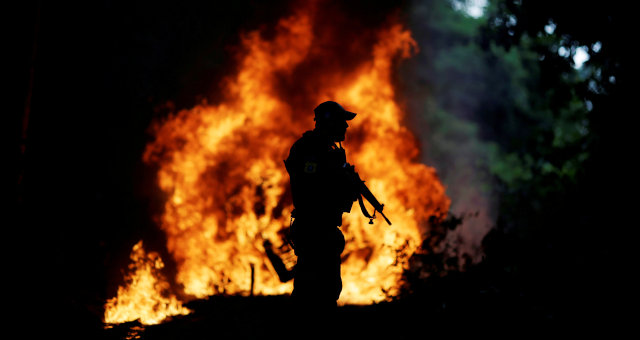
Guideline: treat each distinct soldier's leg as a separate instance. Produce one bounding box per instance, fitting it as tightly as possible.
[291,255,338,337]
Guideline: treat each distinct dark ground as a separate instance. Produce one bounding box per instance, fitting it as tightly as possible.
[80,259,619,340]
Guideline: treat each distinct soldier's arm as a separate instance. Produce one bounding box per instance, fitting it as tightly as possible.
[286,142,326,214]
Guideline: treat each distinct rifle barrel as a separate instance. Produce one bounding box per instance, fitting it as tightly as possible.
[379,210,392,225]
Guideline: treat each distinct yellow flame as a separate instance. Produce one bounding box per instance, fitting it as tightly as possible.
[104,241,190,325]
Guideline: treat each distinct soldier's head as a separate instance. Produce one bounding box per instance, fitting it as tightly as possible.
[313,101,356,142]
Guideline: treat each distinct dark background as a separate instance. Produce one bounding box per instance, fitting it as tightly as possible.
[10,0,633,338]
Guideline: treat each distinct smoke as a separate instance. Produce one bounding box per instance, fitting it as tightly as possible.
[401,0,496,262]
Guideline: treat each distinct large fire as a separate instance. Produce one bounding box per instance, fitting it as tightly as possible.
[105,4,450,325]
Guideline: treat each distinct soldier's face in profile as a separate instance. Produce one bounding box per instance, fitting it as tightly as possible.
[326,119,348,142]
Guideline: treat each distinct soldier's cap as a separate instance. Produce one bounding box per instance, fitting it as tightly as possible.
[313,101,357,121]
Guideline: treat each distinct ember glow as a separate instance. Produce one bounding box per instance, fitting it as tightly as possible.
[105,4,450,324]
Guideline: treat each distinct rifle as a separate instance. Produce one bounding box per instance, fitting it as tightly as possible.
[344,163,392,226]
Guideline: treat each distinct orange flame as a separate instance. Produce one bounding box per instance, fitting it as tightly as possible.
[104,241,190,325]
[106,5,450,322]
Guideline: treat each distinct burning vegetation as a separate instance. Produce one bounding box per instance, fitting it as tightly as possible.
[105,4,450,325]
[104,241,190,325]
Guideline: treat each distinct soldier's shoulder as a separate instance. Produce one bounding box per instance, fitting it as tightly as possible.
[290,130,316,152]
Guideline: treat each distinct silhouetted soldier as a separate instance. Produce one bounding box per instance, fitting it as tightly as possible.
[284,101,359,324]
